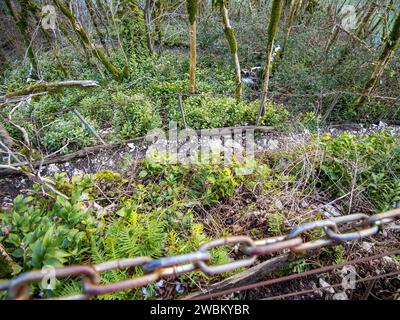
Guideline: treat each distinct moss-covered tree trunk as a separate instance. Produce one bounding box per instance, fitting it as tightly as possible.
[356,1,377,39]
[257,0,283,121]
[6,0,40,79]
[186,0,198,94]
[144,0,155,54]
[154,0,165,52]
[95,0,117,51]
[53,0,123,80]
[84,0,110,57]
[282,0,301,56]
[354,11,400,107]
[219,1,242,99]
[118,0,147,54]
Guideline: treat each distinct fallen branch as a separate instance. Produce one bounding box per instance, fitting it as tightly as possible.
[0,92,48,107]
[4,80,99,98]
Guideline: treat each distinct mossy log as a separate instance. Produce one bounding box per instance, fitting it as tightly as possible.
[5,80,99,98]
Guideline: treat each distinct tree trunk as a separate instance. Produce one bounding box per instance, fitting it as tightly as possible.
[188,22,197,94]
[186,0,198,94]
[354,11,400,107]
[220,2,242,99]
[356,1,377,39]
[84,0,110,57]
[53,0,123,80]
[144,0,155,55]
[154,0,165,53]
[257,0,283,122]
[26,0,52,43]
[5,0,40,79]
[282,0,301,56]
[95,0,117,51]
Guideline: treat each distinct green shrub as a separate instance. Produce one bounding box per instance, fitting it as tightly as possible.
[0,192,103,273]
[140,158,244,206]
[318,132,400,211]
[168,96,257,129]
[258,100,290,126]
[41,114,96,153]
[111,94,162,139]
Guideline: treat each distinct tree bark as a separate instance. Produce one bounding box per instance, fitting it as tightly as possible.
[356,0,377,39]
[84,0,110,57]
[257,0,283,121]
[5,0,40,79]
[144,0,155,55]
[220,1,242,99]
[282,0,302,56]
[354,11,400,107]
[325,24,340,53]
[154,0,165,52]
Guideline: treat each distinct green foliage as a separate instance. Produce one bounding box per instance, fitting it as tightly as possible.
[89,194,234,299]
[169,96,236,128]
[168,96,287,129]
[41,114,96,153]
[318,132,400,211]
[301,111,322,131]
[0,191,103,272]
[287,132,400,212]
[140,158,244,206]
[266,212,285,235]
[321,245,346,265]
[111,94,162,139]
[276,258,310,275]
[258,100,289,126]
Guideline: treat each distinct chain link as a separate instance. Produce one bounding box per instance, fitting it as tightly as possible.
[0,208,399,300]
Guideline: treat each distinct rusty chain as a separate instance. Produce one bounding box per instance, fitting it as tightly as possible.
[0,208,399,300]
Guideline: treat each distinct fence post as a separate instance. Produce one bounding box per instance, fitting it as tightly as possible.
[72,108,106,145]
[177,94,188,129]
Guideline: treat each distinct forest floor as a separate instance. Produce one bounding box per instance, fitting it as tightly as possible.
[1,123,399,300]
[2,122,399,206]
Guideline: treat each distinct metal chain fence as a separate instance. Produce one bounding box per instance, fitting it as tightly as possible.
[0,208,399,300]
